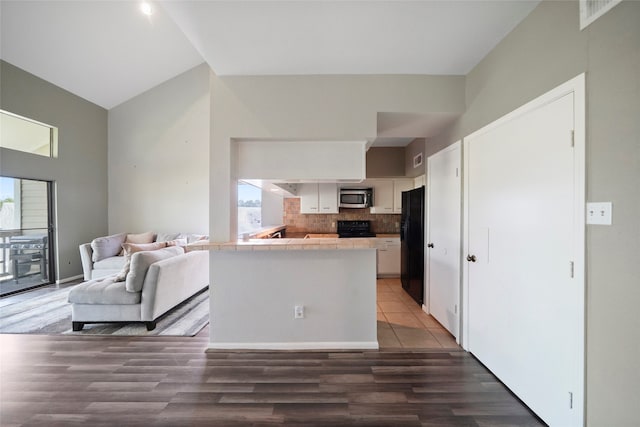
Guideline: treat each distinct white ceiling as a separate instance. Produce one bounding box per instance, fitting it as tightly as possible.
[0,0,540,110]
[0,1,204,109]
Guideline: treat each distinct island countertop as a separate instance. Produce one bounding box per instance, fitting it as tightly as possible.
[187,237,376,251]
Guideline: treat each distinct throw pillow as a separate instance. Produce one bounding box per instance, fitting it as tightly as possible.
[125,246,184,293]
[125,231,155,244]
[114,241,167,282]
[180,233,209,243]
[118,231,156,256]
[155,232,180,242]
[165,238,188,248]
[91,233,127,262]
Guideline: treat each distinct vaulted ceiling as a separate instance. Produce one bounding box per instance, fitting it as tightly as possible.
[0,1,539,110]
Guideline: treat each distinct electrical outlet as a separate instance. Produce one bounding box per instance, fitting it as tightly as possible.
[294,305,304,319]
[586,202,612,225]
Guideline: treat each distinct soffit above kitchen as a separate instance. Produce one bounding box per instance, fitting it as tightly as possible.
[0,0,540,110]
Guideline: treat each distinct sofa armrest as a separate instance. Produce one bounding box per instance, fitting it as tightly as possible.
[140,251,209,321]
[79,243,93,281]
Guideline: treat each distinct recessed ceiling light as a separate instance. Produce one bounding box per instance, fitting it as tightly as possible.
[140,2,153,16]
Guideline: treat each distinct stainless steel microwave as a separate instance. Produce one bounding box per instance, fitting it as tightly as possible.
[339,188,373,208]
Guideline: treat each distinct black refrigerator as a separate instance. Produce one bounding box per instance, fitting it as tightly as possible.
[400,186,425,306]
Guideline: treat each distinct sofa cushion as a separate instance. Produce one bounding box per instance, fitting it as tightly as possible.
[125,246,184,293]
[91,233,127,262]
[93,256,126,271]
[115,242,167,282]
[68,276,141,305]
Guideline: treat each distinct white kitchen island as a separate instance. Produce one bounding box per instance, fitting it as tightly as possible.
[188,238,378,350]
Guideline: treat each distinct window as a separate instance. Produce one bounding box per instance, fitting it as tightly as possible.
[237,182,262,236]
[0,110,57,157]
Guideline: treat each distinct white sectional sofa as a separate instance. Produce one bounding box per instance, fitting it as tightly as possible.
[70,232,209,331]
[79,232,206,280]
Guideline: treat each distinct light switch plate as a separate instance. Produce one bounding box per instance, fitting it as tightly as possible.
[586,202,612,225]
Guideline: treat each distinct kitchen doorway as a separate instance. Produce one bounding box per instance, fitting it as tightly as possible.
[0,177,55,297]
[377,278,458,349]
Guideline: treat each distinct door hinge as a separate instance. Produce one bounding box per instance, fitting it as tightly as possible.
[570,130,575,147]
[569,391,573,409]
[454,304,458,314]
[570,261,574,278]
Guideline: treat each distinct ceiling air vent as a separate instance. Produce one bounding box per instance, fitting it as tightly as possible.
[580,0,622,30]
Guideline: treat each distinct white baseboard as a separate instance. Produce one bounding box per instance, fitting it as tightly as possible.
[207,341,380,351]
[57,274,83,285]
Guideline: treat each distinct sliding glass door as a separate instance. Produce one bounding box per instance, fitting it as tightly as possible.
[0,177,55,296]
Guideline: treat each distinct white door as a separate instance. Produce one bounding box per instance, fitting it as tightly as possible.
[465,87,584,426]
[426,142,461,338]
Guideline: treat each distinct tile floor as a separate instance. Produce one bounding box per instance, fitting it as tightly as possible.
[377,278,459,349]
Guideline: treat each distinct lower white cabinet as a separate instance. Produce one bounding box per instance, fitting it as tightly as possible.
[376,237,401,277]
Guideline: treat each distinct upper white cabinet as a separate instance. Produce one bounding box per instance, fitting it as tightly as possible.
[414,175,426,189]
[393,179,414,213]
[299,183,338,214]
[318,183,339,213]
[369,180,394,214]
[367,179,413,214]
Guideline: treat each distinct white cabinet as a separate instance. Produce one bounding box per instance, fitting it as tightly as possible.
[369,180,394,214]
[299,184,319,213]
[393,179,414,213]
[376,237,401,277]
[299,183,338,214]
[368,179,413,214]
[414,174,426,189]
[318,183,339,213]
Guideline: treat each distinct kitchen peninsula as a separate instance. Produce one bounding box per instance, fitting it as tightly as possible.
[188,238,378,350]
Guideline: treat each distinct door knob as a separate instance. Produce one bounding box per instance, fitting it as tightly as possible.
[466,254,477,262]
[427,243,434,248]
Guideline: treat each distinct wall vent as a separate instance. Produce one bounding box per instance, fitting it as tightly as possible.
[580,0,622,30]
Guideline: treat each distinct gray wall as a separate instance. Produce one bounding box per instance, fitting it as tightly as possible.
[108,64,210,236]
[430,1,640,424]
[210,74,465,241]
[0,60,108,281]
[366,147,405,177]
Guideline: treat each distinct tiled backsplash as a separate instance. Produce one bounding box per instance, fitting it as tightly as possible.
[284,198,401,234]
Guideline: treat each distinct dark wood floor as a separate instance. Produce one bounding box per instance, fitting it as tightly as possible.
[0,327,544,426]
